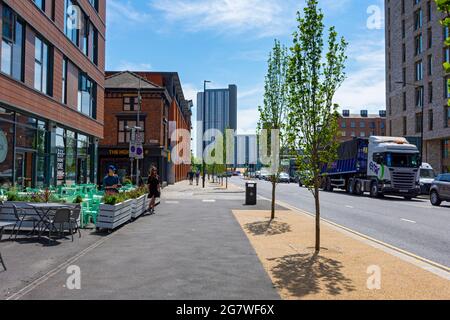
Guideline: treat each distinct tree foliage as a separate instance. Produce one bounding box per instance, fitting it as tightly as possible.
[286,0,347,252]
[436,0,450,105]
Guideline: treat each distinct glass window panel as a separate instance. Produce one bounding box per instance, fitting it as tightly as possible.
[12,20,23,80]
[118,132,125,143]
[1,40,12,74]
[34,63,42,91]
[0,117,14,188]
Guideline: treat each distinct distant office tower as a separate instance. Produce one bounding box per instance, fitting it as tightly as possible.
[197,85,237,159]
[234,134,259,168]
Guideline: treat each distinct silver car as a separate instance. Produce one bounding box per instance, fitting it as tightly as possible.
[430,174,450,206]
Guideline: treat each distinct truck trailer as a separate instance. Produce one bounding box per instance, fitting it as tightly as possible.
[321,136,421,199]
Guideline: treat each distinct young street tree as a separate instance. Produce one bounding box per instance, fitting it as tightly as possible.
[286,0,347,252]
[258,39,289,220]
[436,0,450,103]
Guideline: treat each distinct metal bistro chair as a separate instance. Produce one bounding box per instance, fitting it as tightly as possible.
[70,205,82,239]
[48,208,73,242]
[10,204,38,240]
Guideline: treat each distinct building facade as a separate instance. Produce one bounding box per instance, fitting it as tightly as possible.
[0,0,105,189]
[196,84,237,159]
[385,0,450,173]
[100,71,191,185]
[338,110,386,142]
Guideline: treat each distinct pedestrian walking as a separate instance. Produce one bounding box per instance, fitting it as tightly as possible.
[187,169,195,185]
[195,169,200,186]
[147,166,161,215]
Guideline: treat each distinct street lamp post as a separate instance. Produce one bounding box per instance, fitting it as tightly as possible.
[395,81,424,163]
[202,80,211,188]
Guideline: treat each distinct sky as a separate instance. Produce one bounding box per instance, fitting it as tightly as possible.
[105,0,386,152]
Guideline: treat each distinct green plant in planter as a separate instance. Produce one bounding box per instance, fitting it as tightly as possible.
[73,195,84,204]
[7,191,19,202]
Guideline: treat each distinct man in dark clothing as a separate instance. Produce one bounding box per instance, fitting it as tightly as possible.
[102,165,121,193]
[187,170,195,185]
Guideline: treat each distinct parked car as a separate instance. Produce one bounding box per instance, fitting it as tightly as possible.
[261,172,271,181]
[419,163,436,195]
[430,173,450,206]
[278,172,290,183]
[255,171,261,179]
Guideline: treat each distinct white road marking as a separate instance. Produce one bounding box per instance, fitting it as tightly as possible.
[202,200,216,203]
[401,218,417,224]
[345,205,354,209]
[165,201,179,204]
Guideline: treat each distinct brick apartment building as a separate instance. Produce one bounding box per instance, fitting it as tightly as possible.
[100,71,191,185]
[337,109,387,142]
[385,0,450,173]
[0,0,105,189]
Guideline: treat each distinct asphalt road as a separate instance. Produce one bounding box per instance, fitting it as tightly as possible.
[231,177,450,268]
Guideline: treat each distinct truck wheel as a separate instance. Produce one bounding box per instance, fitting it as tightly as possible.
[430,191,442,206]
[370,182,379,198]
[355,180,363,196]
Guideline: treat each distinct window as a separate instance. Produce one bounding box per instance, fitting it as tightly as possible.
[415,35,423,55]
[89,24,98,65]
[415,61,423,81]
[62,58,67,104]
[403,117,407,135]
[415,113,422,133]
[428,82,433,103]
[428,109,433,131]
[78,73,97,118]
[350,121,356,128]
[33,0,45,11]
[428,55,432,76]
[402,68,406,85]
[341,121,346,128]
[81,14,89,56]
[415,86,424,108]
[445,106,450,128]
[360,132,366,137]
[427,1,431,21]
[403,92,407,111]
[444,48,450,63]
[370,122,376,129]
[445,78,450,99]
[445,26,450,41]
[414,9,422,30]
[89,0,99,11]
[402,44,406,62]
[64,0,79,45]
[402,20,406,38]
[428,28,432,48]
[1,5,24,81]
[34,36,52,95]
[118,120,145,143]
[360,121,365,128]
[123,96,140,111]
[341,131,346,137]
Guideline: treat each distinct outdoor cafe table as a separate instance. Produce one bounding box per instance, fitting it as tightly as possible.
[0,221,15,270]
[27,203,71,238]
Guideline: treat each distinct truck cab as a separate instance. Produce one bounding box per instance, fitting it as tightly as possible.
[419,163,435,195]
[367,136,421,199]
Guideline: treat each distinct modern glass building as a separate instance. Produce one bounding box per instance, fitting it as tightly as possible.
[196,84,237,159]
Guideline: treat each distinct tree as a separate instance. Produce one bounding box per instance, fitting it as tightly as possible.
[436,0,450,105]
[286,0,347,252]
[258,39,289,220]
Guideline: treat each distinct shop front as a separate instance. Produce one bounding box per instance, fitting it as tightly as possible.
[0,105,98,190]
[98,146,168,185]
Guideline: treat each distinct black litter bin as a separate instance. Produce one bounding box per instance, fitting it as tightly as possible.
[245,182,257,205]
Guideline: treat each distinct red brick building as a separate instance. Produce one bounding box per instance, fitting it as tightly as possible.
[100,71,191,185]
[0,0,105,189]
[338,110,387,142]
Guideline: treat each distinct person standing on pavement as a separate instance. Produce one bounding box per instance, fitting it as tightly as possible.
[147,166,161,215]
[102,165,121,193]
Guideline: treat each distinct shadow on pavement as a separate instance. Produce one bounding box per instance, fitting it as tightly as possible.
[244,220,292,236]
[268,252,355,298]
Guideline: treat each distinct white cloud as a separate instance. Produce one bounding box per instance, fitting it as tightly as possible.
[107,0,152,25]
[334,37,386,113]
[116,60,152,71]
[150,0,299,37]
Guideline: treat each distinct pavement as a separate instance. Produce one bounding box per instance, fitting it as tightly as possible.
[234,209,450,300]
[1,180,280,300]
[230,177,450,268]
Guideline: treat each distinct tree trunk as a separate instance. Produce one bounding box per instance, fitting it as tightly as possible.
[271,177,276,220]
[314,184,321,252]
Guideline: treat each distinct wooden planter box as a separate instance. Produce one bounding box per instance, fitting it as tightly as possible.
[0,202,77,230]
[131,195,147,219]
[96,199,133,230]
